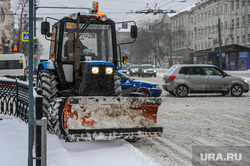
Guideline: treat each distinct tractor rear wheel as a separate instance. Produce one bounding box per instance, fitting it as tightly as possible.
[37,70,59,119]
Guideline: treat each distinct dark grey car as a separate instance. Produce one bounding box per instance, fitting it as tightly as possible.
[163,64,249,97]
[138,64,156,77]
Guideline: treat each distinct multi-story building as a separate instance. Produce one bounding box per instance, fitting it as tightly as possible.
[170,0,250,69]
[171,10,193,64]
[0,0,15,54]
[190,0,250,51]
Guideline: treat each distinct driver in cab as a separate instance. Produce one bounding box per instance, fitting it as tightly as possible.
[64,32,88,60]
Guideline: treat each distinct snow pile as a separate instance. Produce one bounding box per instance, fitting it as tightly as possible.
[66,97,160,129]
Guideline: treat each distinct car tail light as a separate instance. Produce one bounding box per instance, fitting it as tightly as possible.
[24,68,26,76]
[168,75,176,81]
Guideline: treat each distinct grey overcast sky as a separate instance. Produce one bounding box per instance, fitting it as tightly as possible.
[36,0,200,23]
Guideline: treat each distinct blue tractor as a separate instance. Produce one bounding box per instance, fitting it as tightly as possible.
[37,6,162,141]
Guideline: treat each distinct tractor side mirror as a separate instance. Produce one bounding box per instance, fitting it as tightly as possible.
[41,22,51,37]
[130,25,137,38]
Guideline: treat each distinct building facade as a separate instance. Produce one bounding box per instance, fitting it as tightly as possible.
[169,0,250,69]
[0,0,15,54]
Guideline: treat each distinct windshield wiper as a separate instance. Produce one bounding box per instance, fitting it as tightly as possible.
[79,20,91,36]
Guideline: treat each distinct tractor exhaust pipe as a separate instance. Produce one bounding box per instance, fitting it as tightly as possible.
[75,12,81,79]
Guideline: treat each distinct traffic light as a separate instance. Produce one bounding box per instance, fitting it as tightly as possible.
[34,37,38,50]
[92,1,99,13]
[12,44,19,52]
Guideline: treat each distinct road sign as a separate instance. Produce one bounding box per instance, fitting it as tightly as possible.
[22,32,29,42]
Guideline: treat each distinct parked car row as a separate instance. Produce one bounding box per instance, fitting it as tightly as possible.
[163,64,249,97]
[119,63,157,77]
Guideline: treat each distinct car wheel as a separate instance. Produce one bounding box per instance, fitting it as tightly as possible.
[175,85,189,97]
[154,74,156,77]
[137,88,152,97]
[231,84,243,97]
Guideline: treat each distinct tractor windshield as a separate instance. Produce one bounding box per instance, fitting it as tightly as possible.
[62,22,113,62]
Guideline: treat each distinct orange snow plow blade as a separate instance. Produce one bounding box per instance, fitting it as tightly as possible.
[62,97,162,141]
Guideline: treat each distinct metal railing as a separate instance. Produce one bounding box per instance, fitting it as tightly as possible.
[0,78,46,166]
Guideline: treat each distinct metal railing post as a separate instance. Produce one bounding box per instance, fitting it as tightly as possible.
[35,88,43,166]
[35,118,47,166]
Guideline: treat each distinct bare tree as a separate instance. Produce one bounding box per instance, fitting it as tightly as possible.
[12,0,29,55]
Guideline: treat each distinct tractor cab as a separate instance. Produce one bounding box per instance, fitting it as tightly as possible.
[40,12,136,96]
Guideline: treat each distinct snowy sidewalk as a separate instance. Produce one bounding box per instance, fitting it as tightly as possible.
[0,115,157,166]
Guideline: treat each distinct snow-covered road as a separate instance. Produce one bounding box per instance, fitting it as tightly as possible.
[130,69,250,166]
[1,69,250,166]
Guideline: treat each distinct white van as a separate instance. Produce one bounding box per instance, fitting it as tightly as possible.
[0,53,27,80]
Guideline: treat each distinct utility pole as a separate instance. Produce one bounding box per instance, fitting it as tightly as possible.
[169,33,173,67]
[217,0,222,69]
[218,18,222,69]
[33,0,37,75]
[28,0,34,165]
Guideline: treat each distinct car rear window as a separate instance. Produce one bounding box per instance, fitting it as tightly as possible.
[0,60,23,69]
[166,66,177,74]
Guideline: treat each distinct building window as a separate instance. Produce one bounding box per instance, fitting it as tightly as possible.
[212,9,215,16]
[225,4,227,13]
[237,18,240,27]
[237,0,240,9]
[225,21,227,30]
[220,6,223,15]
[242,16,245,26]
[231,1,234,10]
[191,17,193,23]
[122,23,128,29]
[232,19,234,30]
[242,35,245,43]
[243,0,245,7]
[248,14,250,23]
[237,36,239,44]
[248,34,250,43]
[205,12,207,19]
[209,10,211,18]
[201,13,203,21]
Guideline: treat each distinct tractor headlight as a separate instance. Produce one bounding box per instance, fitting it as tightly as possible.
[105,67,113,75]
[91,67,99,74]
